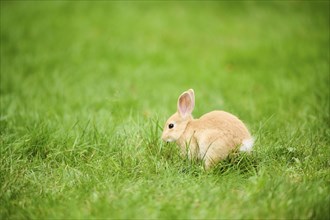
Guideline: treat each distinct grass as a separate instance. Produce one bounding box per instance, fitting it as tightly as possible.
[1,1,329,219]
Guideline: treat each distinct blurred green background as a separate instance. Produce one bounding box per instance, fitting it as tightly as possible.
[1,1,329,219]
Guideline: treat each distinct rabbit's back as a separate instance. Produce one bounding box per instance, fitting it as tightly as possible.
[197,111,250,138]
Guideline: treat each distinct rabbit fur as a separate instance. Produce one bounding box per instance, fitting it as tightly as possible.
[161,89,253,170]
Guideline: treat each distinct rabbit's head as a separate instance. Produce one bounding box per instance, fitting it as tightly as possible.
[161,89,195,143]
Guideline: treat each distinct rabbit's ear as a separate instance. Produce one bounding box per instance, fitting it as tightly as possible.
[187,89,195,104]
[177,89,195,118]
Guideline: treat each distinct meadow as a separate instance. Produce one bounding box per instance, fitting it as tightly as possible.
[1,1,329,219]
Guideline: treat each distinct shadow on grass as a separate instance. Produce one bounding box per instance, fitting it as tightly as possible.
[211,152,259,177]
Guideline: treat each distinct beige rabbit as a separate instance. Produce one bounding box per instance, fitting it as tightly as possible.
[161,89,254,170]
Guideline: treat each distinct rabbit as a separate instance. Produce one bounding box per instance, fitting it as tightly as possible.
[161,89,254,170]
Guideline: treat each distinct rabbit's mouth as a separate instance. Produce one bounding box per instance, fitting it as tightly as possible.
[162,137,175,143]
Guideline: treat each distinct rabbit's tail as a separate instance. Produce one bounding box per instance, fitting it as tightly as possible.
[239,137,254,152]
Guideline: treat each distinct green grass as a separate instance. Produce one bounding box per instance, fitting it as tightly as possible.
[1,1,329,219]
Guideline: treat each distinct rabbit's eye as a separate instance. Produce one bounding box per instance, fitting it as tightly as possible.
[168,123,174,129]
